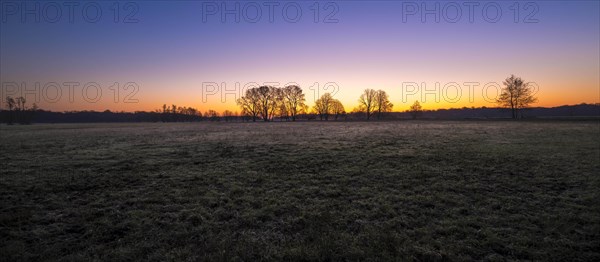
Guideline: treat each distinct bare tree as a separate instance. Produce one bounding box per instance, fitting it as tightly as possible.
[195,109,203,121]
[358,89,377,120]
[223,110,234,122]
[16,97,26,111]
[331,99,345,120]
[170,104,178,121]
[497,74,538,119]
[5,96,15,125]
[237,88,261,122]
[314,93,334,120]
[158,104,200,122]
[374,89,393,120]
[185,107,200,122]
[254,86,280,122]
[161,104,168,122]
[278,103,289,121]
[206,110,219,121]
[409,100,422,119]
[282,85,307,121]
[15,97,27,124]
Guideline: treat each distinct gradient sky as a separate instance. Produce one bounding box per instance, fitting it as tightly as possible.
[1,0,599,112]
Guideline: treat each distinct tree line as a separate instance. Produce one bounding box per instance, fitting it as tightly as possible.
[234,74,537,121]
[2,96,38,124]
[1,75,540,124]
[236,85,398,122]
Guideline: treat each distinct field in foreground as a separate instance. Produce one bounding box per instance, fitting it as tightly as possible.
[1,121,599,261]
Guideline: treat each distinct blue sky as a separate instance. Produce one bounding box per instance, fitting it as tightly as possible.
[1,1,599,111]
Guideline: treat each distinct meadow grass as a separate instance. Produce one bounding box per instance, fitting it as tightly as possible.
[1,121,599,261]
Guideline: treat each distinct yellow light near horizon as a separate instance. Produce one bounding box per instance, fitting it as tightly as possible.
[20,77,599,113]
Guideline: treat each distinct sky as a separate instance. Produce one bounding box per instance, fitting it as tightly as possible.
[1,0,599,112]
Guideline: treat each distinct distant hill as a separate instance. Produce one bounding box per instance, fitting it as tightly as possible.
[0,104,598,123]
[391,103,600,120]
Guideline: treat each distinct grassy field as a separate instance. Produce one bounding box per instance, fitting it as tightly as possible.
[1,121,599,261]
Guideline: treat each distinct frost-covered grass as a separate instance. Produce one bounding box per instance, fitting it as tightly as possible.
[1,121,598,261]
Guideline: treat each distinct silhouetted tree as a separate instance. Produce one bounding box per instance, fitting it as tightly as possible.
[358,89,377,120]
[157,104,201,122]
[409,100,422,119]
[255,86,279,122]
[277,102,289,121]
[186,107,200,121]
[161,104,168,122]
[237,88,261,122]
[206,110,219,121]
[223,110,234,122]
[331,99,345,120]
[9,96,35,124]
[282,85,307,121]
[374,90,393,120]
[16,97,25,110]
[314,93,334,120]
[497,74,538,119]
[5,96,15,125]
[24,103,38,124]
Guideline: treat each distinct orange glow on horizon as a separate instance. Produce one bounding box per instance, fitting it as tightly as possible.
[23,81,599,113]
